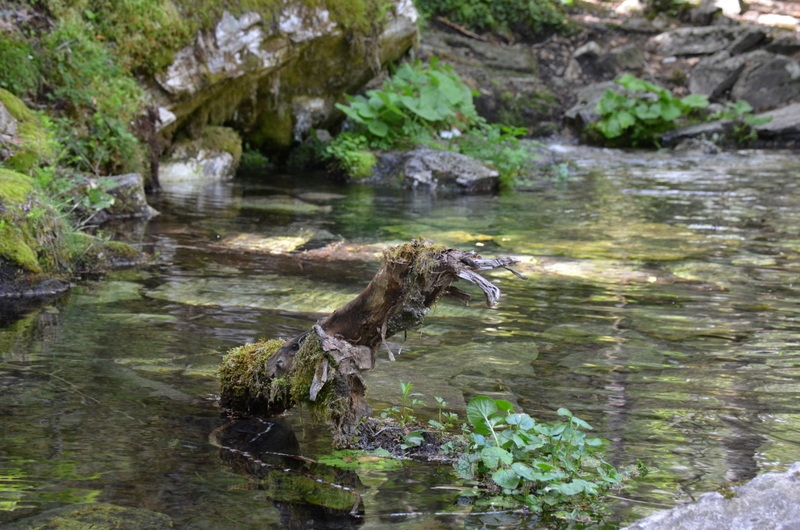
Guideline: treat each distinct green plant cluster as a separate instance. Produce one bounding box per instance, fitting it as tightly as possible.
[592,73,709,147]
[370,383,642,521]
[336,58,481,148]
[328,59,532,187]
[455,396,644,520]
[414,0,568,42]
[592,74,771,148]
[710,100,772,144]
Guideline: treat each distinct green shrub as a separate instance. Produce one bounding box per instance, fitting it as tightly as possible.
[331,58,532,186]
[415,0,568,42]
[41,14,146,175]
[592,73,709,147]
[326,132,378,180]
[336,58,481,150]
[456,396,645,520]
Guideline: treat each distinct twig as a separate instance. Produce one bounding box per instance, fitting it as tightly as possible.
[436,16,490,42]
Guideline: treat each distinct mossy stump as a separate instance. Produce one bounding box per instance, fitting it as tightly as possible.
[219,239,521,446]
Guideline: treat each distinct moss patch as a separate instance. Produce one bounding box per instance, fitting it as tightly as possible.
[0,89,60,174]
[219,339,289,415]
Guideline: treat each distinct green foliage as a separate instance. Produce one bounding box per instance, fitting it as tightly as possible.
[83,0,194,75]
[332,59,534,186]
[592,74,709,147]
[41,14,146,175]
[415,0,568,42]
[455,396,645,521]
[336,58,481,149]
[381,381,426,428]
[452,124,531,189]
[0,35,42,96]
[326,132,378,180]
[711,100,772,144]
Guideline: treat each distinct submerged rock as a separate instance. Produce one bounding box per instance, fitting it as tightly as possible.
[2,502,172,530]
[624,462,800,530]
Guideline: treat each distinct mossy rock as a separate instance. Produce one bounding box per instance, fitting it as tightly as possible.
[0,89,59,174]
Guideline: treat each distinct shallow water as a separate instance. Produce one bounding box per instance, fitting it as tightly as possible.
[2,147,800,528]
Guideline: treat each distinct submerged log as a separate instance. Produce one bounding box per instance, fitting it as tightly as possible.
[218,239,522,446]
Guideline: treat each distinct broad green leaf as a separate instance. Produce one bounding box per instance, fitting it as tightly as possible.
[455,458,475,480]
[659,100,682,121]
[634,102,660,120]
[495,399,514,412]
[681,93,709,109]
[571,416,592,430]
[467,396,498,435]
[481,446,513,469]
[616,110,635,130]
[585,437,604,447]
[492,468,520,490]
[367,120,389,138]
[506,413,535,430]
[511,462,539,481]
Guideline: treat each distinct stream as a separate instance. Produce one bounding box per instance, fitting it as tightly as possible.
[2,145,800,528]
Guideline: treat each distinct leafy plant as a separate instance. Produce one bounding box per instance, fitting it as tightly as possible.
[326,132,378,180]
[711,100,772,144]
[455,396,645,521]
[592,73,709,147]
[336,58,481,150]
[380,381,426,427]
[331,58,535,186]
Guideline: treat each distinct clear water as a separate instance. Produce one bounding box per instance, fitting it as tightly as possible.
[2,147,800,528]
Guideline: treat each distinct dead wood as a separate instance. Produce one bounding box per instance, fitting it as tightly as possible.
[219,239,522,446]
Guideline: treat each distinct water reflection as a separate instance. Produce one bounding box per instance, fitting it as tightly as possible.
[2,148,800,528]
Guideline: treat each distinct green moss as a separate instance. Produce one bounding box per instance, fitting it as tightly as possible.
[63,233,143,272]
[0,169,34,204]
[0,35,42,96]
[0,223,41,273]
[219,339,287,409]
[0,90,60,174]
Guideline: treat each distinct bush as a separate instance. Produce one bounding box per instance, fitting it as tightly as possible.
[415,0,568,42]
[330,58,532,186]
[591,74,709,147]
[41,15,146,175]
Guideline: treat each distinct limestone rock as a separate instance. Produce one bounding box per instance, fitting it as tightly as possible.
[151,2,419,152]
[754,102,800,138]
[376,149,499,192]
[564,81,618,128]
[100,174,160,221]
[160,126,242,191]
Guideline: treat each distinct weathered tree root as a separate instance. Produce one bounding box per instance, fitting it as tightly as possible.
[219,238,522,446]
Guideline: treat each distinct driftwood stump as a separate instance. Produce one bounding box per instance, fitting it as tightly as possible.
[218,239,521,446]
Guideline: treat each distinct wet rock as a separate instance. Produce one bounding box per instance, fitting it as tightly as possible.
[1,502,172,530]
[754,102,800,139]
[689,51,747,99]
[97,173,160,222]
[564,81,618,128]
[624,462,800,530]
[377,149,499,192]
[731,51,800,111]
[159,126,242,191]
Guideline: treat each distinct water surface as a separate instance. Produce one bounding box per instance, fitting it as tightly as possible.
[2,147,800,528]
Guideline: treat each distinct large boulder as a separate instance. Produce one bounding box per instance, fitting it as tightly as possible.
[730,51,800,111]
[375,149,499,192]
[151,1,419,153]
[647,25,765,57]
